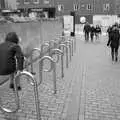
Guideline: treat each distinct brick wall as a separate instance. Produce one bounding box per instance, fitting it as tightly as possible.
[16,0,116,16]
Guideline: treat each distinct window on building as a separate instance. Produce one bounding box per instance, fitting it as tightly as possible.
[24,0,30,4]
[74,4,79,11]
[86,4,92,10]
[103,3,110,11]
[16,0,20,6]
[33,0,39,4]
[44,0,50,4]
[58,4,64,12]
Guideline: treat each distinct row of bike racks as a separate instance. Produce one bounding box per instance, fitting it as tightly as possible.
[0,35,76,120]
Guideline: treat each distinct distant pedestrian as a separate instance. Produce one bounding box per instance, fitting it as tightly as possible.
[107,25,120,62]
[107,26,113,43]
[90,24,95,42]
[95,25,102,41]
[83,22,91,42]
[0,32,24,90]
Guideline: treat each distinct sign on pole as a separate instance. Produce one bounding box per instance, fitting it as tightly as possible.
[63,15,74,36]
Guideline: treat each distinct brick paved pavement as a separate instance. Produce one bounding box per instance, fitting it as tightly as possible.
[1,33,120,120]
[65,34,120,120]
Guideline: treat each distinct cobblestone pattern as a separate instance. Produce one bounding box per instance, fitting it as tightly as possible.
[0,38,77,120]
[78,37,120,120]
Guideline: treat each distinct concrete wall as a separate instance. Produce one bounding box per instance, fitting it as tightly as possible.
[0,20,62,56]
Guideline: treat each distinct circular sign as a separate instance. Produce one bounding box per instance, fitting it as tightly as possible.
[80,16,86,23]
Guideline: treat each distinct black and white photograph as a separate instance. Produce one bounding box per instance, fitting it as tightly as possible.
[0,0,120,120]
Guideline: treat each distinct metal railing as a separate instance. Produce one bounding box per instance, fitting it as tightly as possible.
[0,71,41,120]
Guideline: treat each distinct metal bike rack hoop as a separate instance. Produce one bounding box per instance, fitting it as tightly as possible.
[30,48,41,74]
[38,56,57,94]
[59,44,69,68]
[0,71,41,120]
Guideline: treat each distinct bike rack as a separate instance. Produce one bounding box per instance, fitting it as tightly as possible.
[61,41,72,62]
[30,48,41,74]
[50,49,64,78]
[38,56,57,94]
[59,44,69,68]
[41,42,50,57]
[68,38,74,56]
[0,71,41,120]
[72,37,76,52]
[0,75,19,113]
[49,40,58,48]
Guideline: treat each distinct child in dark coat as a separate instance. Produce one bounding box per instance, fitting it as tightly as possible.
[0,32,24,90]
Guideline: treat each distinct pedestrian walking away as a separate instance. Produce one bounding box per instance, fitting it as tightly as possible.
[107,25,120,62]
[83,22,91,42]
[107,25,113,41]
[95,25,102,42]
[0,32,24,90]
[90,24,95,42]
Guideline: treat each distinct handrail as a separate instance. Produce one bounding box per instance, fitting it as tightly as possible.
[59,44,69,68]
[38,56,57,94]
[0,71,41,120]
[50,49,64,78]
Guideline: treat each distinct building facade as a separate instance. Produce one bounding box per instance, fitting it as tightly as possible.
[3,0,117,16]
[16,0,54,9]
[0,0,120,17]
[54,0,116,16]
[4,0,17,9]
[115,0,120,15]
[0,0,5,9]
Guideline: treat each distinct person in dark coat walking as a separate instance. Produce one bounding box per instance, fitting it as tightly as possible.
[107,25,120,62]
[83,22,91,42]
[90,24,95,42]
[95,25,102,41]
[107,26,113,39]
[0,32,24,90]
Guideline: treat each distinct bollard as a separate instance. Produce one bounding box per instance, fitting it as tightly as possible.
[50,49,64,78]
[59,44,69,68]
[38,56,57,94]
